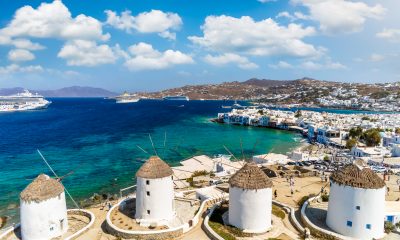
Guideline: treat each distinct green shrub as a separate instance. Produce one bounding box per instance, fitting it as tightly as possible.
[385,221,395,233]
[321,194,329,202]
[298,195,310,207]
[272,205,285,219]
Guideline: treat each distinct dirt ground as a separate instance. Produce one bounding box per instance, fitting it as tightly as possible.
[272,176,329,208]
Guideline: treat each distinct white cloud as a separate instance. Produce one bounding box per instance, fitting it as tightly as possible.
[369,53,384,62]
[124,42,193,71]
[300,60,346,70]
[204,53,258,69]
[269,60,345,70]
[376,28,400,42]
[0,34,45,50]
[8,49,35,62]
[57,40,117,66]
[1,1,109,41]
[189,15,320,58]
[105,10,182,40]
[291,0,386,34]
[104,10,135,32]
[276,12,296,21]
[0,64,43,75]
[269,61,293,69]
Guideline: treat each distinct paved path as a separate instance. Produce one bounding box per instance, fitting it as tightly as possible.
[183,211,211,240]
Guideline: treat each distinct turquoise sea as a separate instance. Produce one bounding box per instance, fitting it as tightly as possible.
[0,98,302,225]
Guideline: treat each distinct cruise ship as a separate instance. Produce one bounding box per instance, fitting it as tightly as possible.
[115,92,140,103]
[163,95,189,101]
[0,90,51,112]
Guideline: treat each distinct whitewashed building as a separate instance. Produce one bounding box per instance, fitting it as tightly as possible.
[326,164,386,240]
[135,156,175,226]
[20,174,68,240]
[228,162,273,233]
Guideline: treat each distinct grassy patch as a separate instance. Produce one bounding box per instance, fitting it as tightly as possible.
[272,205,285,219]
[208,221,236,240]
[208,204,253,239]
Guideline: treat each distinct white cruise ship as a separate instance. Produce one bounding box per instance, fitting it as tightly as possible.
[115,92,140,103]
[0,90,51,112]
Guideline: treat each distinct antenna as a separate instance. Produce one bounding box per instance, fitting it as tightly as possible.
[163,131,167,157]
[240,138,245,162]
[136,145,149,155]
[223,145,242,165]
[251,139,260,157]
[148,133,158,156]
[37,150,80,209]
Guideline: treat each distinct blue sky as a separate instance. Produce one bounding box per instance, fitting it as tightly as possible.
[0,0,399,92]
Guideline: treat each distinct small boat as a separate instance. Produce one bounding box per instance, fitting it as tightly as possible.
[163,95,189,101]
[221,105,232,109]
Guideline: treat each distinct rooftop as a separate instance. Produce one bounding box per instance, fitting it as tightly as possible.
[229,162,273,190]
[136,156,173,179]
[20,174,64,203]
[330,164,385,189]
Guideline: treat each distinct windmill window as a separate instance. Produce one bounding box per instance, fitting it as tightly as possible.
[147,191,150,196]
[356,206,360,210]
[366,224,371,229]
[347,221,352,227]
[147,210,150,215]
[146,180,150,185]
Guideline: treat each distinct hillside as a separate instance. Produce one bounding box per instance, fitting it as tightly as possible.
[135,78,400,104]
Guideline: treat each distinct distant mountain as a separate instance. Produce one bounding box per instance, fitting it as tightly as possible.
[135,77,394,101]
[242,77,318,87]
[0,86,118,97]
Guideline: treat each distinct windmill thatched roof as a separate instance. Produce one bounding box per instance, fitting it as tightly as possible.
[20,174,64,203]
[229,162,273,190]
[330,164,385,189]
[136,156,173,179]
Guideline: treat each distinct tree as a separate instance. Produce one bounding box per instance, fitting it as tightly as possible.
[346,138,358,150]
[294,110,302,118]
[362,129,381,147]
[384,221,395,233]
[396,128,400,135]
[349,127,363,139]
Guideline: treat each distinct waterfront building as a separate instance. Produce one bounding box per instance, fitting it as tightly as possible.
[20,174,68,240]
[326,164,386,240]
[350,146,389,158]
[135,156,175,226]
[228,162,273,233]
[391,144,400,157]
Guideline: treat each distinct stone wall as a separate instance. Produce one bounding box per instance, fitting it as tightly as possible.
[300,196,354,240]
[65,209,96,240]
[105,223,184,240]
[272,200,305,234]
[0,224,20,239]
[202,204,225,240]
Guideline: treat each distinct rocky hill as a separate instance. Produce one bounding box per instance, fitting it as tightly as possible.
[136,77,400,103]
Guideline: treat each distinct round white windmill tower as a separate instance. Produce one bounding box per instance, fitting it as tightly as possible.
[20,174,68,240]
[228,162,273,233]
[135,156,175,226]
[326,164,386,239]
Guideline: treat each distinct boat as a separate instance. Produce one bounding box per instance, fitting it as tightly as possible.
[0,90,51,112]
[163,95,189,101]
[221,105,232,109]
[115,92,140,103]
[232,100,245,109]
